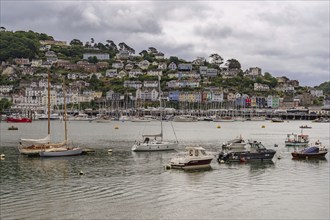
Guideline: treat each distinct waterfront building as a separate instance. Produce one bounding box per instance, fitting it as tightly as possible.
[136,88,159,101]
[169,91,180,102]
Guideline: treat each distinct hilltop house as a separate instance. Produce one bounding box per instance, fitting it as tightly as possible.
[83,53,110,60]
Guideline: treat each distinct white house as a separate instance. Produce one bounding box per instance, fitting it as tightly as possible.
[105,69,118,78]
[124,81,143,89]
[254,83,270,91]
[143,81,158,88]
[0,85,13,93]
[310,89,324,97]
[112,62,125,69]
[129,69,143,78]
[136,88,159,101]
[138,60,150,70]
[83,53,110,60]
[168,62,177,70]
[147,70,162,76]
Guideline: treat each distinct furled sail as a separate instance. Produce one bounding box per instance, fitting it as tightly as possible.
[20,135,50,144]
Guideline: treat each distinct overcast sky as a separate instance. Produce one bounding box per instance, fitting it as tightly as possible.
[1,0,329,86]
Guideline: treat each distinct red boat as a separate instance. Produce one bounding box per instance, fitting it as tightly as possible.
[6,116,32,123]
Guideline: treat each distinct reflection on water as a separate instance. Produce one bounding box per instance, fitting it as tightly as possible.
[0,120,329,220]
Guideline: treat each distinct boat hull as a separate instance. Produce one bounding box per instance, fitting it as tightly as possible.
[132,142,178,152]
[39,148,83,157]
[170,158,213,170]
[291,151,328,159]
[7,117,32,123]
[218,150,276,163]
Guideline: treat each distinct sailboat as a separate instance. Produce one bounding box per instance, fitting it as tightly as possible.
[39,75,82,157]
[18,72,68,156]
[131,76,178,152]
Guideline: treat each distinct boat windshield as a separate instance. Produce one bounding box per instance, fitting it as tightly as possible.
[257,143,266,149]
[200,150,207,155]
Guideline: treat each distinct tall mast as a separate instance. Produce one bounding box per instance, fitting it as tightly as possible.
[63,76,68,142]
[158,75,163,141]
[47,71,51,136]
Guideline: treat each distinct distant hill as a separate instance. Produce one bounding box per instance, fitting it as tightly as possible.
[0,30,53,61]
[315,81,330,96]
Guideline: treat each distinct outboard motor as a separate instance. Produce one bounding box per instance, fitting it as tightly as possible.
[218,152,225,163]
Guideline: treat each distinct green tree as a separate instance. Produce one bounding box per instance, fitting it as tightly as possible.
[227,59,241,70]
[0,98,12,112]
[88,56,98,64]
[70,39,83,46]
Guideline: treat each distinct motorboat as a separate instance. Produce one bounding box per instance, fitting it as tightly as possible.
[221,135,246,152]
[250,116,266,121]
[292,141,328,159]
[173,115,198,122]
[213,116,235,122]
[38,113,61,120]
[8,125,18,130]
[130,117,151,122]
[7,115,32,123]
[94,115,111,123]
[299,125,312,129]
[217,140,276,163]
[312,117,330,123]
[234,117,247,122]
[168,147,214,170]
[68,113,93,121]
[285,133,309,147]
[271,117,284,122]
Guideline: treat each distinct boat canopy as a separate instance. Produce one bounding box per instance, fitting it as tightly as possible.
[302,147,319,153]
[20,135,50,144]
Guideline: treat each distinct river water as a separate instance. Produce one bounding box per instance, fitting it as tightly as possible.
[0,120,329,220]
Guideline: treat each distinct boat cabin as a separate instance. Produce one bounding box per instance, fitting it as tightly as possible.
[186,147,208,157]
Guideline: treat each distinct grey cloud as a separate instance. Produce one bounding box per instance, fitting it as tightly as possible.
[1,1,329,86]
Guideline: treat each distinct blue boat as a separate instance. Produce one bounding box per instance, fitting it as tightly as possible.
[292,143,328,159]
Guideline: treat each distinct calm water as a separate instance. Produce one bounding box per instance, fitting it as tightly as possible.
[0,120,329,220]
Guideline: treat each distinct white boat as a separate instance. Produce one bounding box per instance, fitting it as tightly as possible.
[250,116,266,121]
[94,115,111,123]
[40,147,82,157]
[68,113,93,121]
[285,133,309,147]
[213,116,235,122]
[38,113,61,120]
[132,76,178,152]
[234,117,247,121]
[271,117,284,122]
[173,115,198,122]
[130,117,151,122]
[119,115,130,121]
[222,135,247,152]
[168,147,214,170]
